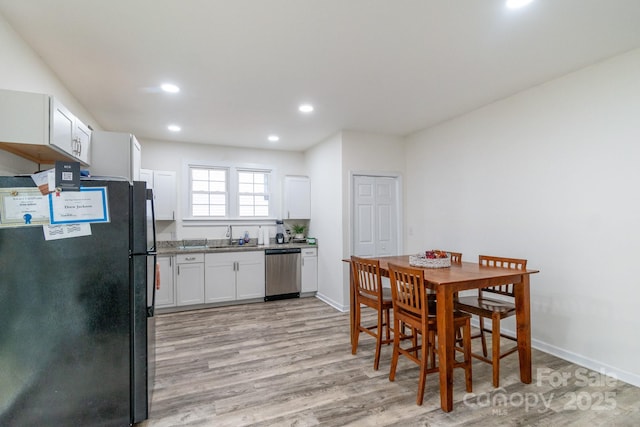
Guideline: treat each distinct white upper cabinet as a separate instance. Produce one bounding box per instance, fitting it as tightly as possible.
[90,131,141,181]
[138,168,176,221]
[152,170,177,221]
[50,98,74,157]
[0,89,92,165]
[73,119,92,165]
[283,175,311,219]
[50,97,91,165]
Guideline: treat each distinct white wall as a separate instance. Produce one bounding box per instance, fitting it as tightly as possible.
[140,138,306,241]
[305,132,344,309]
[405,48,640,386]
[340,131,406,303]
[305,130,406,310]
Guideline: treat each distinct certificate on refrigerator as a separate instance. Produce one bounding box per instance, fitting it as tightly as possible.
[48,187,110,224]
[0,187,50,227]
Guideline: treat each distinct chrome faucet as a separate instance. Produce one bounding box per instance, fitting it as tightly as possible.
[226,225,233,245]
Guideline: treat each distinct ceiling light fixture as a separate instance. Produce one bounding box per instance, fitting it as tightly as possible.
[298,104,314,113]
[506,0,534,9]
[268,135,280,142]
[161,83,180,93]
[168,124,181,132]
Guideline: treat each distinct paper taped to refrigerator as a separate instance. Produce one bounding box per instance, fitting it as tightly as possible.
[48,186,110,224]
[0,187,50,227]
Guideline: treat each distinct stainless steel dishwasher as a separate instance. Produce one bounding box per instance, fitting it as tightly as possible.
[264,248,301,301]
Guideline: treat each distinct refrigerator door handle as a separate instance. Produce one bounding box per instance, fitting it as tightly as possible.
[146,188,157,253]
[148,254,157,317]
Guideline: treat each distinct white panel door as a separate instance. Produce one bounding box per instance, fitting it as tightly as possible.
[353,175,399,257]
[354,176,375,257]
[375,177,397,257]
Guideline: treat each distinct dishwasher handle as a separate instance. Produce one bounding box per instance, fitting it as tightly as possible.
[265,248,301,255]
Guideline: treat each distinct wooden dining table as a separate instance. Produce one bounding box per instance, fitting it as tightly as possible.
[344,255,539,412]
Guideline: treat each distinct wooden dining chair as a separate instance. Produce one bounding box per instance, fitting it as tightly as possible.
[454,255,527,387]
[448,251,462,264]
[387,263,472,405]
[350,256,394,370]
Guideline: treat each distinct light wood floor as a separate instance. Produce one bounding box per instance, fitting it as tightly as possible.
[140,297,640,427]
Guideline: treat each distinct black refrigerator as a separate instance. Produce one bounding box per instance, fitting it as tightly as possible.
[0,177,156,426]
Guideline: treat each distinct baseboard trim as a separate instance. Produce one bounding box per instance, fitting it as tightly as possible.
[315,292,348,312]
[470,319,640,388]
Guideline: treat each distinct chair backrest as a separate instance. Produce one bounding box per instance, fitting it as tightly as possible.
[448,251,462,264]
[388,263,430,321]
[351,256,384,300]
[478,255,528,298]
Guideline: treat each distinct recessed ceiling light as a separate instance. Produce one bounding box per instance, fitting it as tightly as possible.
[161,83,180,93]
[506,0,534,9]
[268,135,280,142]
[298,104,314,113]
[168,124,181,132]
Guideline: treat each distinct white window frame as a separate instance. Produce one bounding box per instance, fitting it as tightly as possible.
[183,161,276,223]
[189,165,229,218]
[236,168,270,218]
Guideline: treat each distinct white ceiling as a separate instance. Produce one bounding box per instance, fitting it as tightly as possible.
[1,0,639,151]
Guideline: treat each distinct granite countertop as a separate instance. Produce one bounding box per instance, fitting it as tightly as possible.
[157,239,317,255]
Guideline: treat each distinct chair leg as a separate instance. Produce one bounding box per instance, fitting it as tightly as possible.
[429,330,437,369]
[411,327,419,357]
[463,319,473,392]
[351,302,361,355]
[385,308,391,341]
[417,333,428,405]
[492,314,501,387]
[389,317,401,382]
[373,306,383,370]
[479,316,488,357]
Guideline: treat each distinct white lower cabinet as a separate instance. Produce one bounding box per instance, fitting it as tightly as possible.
[205,251,265,303]
[204,253,236,303]
[176,253,205,306]
[156,255,175,308]
[301,248,318,293]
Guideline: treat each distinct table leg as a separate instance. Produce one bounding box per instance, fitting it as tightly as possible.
[514,274,532,384]
[436,286,454,412]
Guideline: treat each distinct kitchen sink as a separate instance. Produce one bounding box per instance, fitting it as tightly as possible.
[208,243,259,248]
[176,238,259,250]
[177,243,259,250]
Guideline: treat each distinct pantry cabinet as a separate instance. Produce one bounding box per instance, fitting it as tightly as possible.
[204,251,265,303]
[0,89,91,165]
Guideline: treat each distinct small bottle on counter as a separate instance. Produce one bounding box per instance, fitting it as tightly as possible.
[244,231,250,243]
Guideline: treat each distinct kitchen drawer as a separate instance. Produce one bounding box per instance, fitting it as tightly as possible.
[176,253,204,263]
[301,248,317,257]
